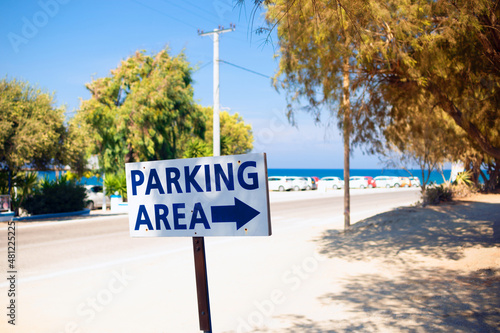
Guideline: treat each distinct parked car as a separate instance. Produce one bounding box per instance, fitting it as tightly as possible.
[366,176,376,188]
[304,177,318,190]
[288,176,309,191]
[391,177,402,188]
[374,176,398,188]
[318,176,343,190]
[399,177,411,188]
[349,176,370,189]
[267,176,293,191]
[408,177,421,187]
[85,185,107,209]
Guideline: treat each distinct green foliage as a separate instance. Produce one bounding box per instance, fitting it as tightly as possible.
[182,138,211,158]
[75,49,254,171]
[454,170,473,187]
[423,181,477,205]
[23,175,86,215]
[0,78,68,172]
[11,172,38,213]
[0,171,10,195]
[75,49,208,172]
[104,171,127,200]
[63,119,93,177]
[203,108,254,156]
[0,171,39,214]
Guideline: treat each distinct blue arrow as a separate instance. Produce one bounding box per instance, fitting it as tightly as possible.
[211,198,260,230]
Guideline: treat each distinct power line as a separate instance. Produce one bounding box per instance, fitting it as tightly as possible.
[159,0,220,26]
[219,60,271,79]
[194,61,213,72]
[129,0,198,29]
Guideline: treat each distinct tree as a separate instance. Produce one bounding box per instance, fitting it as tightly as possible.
[258,0,499,198]
[0,171,38,214]
[0,78,67,174]
[75,49,207,174]
[203,107,254,155]
[383,100,470,197]
[266,1,374,229]
[260,0,499,159]
[354,0,500,160]
[184,107,254,158]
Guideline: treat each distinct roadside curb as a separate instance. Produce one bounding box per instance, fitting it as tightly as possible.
[12,209,91,221]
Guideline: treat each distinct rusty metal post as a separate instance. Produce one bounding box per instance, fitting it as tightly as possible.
[192,237,212,332]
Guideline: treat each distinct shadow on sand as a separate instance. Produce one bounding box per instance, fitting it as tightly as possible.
[259,200,500,332]
[318,201,500,262]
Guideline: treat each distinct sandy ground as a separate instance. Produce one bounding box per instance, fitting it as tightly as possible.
[251,194,500,333]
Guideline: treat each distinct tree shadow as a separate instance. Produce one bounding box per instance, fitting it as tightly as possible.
[264,268,500,332]
[255,200,500,332]
[316,201,500,262]
[315,268,500,332]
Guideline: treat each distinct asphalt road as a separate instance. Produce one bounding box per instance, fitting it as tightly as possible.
[0,188,420,333]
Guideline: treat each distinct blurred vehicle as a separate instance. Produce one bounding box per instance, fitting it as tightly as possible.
[366,176,376,188]
[318,176,343,190]
[373,176,399,188]
[288,176,309,191]
[408,177,421,187]
[349,176,370,189]
[391,177,402,188]
[304,177,317,190]
[85,185,107,209]
[267,176,293,191]
[399,177,411,187]
[0,195,11,212]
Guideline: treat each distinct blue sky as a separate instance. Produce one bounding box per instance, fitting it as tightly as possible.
[0,0,383,169]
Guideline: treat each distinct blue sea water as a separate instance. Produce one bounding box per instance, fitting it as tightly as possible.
[36,168,451,186]
[36,171,102,186]
[268,168,451,185]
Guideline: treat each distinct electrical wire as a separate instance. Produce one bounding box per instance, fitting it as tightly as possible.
[159,0,220,26]
[194,61,213,72]
[128,0,198,29]
[219,60,272,79]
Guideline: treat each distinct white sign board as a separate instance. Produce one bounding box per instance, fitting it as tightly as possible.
[125,153,271,237]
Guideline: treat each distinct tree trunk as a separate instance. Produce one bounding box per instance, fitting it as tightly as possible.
[420,168,427,204]
[342,59,351,230]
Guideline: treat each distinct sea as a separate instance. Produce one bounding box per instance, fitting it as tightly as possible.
[36,168,452,186]
[268,169,452,185]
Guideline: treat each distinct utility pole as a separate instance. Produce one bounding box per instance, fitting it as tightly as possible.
[198,24,235,157]
[193,24,234,333]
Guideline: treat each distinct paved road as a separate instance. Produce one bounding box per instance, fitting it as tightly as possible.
[0,188,420,333]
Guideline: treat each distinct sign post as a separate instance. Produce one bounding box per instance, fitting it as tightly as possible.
[193,236,211,331]
[126,153,271,331]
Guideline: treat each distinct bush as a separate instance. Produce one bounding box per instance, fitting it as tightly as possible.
[23,176,87,215]
[104,171,127,201]
[424,184,453,205]
[0,171,38,214]
[452,183,477,198]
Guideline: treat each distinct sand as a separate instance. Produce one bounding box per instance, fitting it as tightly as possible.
[256,194,500,332]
